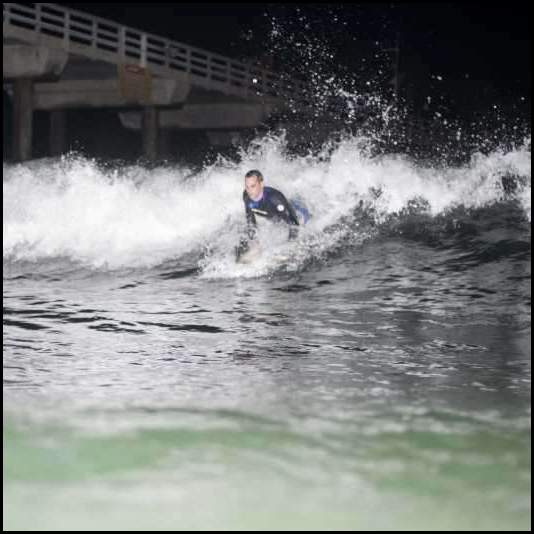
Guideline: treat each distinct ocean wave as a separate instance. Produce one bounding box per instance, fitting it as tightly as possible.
[3,135,531,272]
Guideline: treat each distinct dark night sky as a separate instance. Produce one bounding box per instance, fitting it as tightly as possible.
[62,2,530,94]
[56,2,531,131]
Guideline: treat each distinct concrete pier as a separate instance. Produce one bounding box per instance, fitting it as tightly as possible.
[3,44,67,79]
[49,109,67,157]
[3,3,310,161]
[12,78,33,162]
[142,106,159,161]
[119,103,274,131]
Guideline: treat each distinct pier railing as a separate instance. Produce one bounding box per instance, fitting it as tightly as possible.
[3,2,309,104]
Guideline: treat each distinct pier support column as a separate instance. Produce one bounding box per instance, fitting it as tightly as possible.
[12,78,34,162]
[159,128,171,159]
[142,106,158,160]
[50,109,67,157]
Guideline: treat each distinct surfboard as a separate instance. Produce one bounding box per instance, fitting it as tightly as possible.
[236,243,262,264]
[236,244,290,265]
[236,215,299,265]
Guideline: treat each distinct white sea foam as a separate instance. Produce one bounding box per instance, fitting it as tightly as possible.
[3,135,530,271]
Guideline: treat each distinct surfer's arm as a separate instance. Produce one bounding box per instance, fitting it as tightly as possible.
[272,191,300,227]
[270,190,300,240]
[236,198,257,258]
[244,200,258,240]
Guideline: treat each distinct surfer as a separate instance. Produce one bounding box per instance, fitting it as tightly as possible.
[236,170,308,260]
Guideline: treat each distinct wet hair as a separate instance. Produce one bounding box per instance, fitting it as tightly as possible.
[245,169,264,181]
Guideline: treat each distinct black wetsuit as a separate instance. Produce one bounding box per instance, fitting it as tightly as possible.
[238,186,299,256]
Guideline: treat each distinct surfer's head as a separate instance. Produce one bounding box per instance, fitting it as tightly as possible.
[245,170,264,201]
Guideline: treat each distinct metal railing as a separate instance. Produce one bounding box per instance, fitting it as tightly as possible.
[3,2,309,103]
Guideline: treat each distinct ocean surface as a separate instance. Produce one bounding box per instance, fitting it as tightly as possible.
[3,136,531,530]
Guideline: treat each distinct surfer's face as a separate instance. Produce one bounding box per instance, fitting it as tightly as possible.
[245,175,263,201]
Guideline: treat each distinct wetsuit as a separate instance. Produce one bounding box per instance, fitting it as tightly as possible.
[238,186,300,256]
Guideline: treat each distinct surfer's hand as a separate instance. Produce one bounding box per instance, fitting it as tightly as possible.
[235,238,249,260]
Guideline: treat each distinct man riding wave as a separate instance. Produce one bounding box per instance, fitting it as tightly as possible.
[236,169,310,260]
